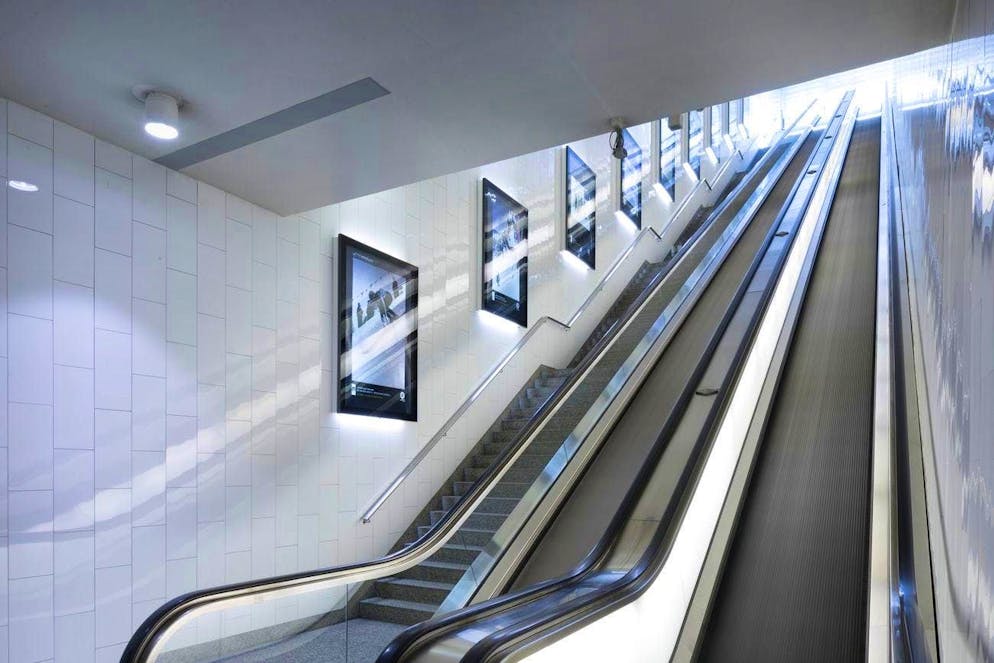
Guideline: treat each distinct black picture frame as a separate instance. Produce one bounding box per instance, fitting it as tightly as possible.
[565,147,596,269]
[338,235,418,421]
[619,128,643,229]
[481,178,528,327]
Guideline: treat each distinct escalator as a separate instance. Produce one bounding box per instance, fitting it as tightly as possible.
[375,95,866,663]
[696,115,880,663]
[121,105,812,663]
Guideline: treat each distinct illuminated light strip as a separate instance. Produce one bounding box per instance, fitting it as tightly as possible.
[524,101,859,663]
[866,90,896,662]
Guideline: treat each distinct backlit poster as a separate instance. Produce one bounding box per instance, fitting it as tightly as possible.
[482,178,528,326]
[620,128,643,228]
[565,147,596,269]
[338,235,418,420]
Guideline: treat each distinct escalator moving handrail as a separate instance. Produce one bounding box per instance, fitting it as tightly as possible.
[466,94,854,663]
[377,101,821,663]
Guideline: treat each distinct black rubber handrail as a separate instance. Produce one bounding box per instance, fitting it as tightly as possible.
[376,103,826,663]
[465,95,853,663]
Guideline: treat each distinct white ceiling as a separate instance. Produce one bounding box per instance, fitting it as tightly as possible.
[0,0,954,215]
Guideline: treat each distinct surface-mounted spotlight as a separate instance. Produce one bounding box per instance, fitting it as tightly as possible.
[8,180,39,192]
[133,87,182,140]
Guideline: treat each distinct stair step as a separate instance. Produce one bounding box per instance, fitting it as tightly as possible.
[452,480,529,499]
[430,542,486,564]
[358,597,436,625]
[463,464,541,483]
[474,453,548,469]
[432,509,508,531]
[374,577,454,604]
[418,526,498,547]
[441,495,519,514]
[398,560,470,584]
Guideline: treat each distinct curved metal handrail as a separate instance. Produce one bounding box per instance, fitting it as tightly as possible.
[360,150,742,523]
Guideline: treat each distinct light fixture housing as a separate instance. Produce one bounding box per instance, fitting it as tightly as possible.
[142,91,180,140]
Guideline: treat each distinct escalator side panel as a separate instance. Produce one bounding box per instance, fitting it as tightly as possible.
[700,119,881,662]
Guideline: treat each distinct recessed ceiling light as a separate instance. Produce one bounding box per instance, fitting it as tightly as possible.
[8,180,39,192]
[139,90,181,140]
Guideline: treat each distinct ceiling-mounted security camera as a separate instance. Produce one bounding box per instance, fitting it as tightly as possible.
[610,126,627,161]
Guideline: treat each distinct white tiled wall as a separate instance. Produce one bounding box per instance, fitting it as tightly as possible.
[0,94,736,662]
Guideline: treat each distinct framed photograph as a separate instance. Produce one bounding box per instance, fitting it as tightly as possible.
[659,121,678,201]
[688,109,704,178]
[482,178,528,326]
[338,235,418,421]
[565,147,596,269]
[619,128,642,229]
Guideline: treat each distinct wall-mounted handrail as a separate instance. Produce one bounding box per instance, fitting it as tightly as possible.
[360,149,744,524]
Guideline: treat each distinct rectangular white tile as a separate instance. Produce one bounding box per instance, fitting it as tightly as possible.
[95,167,132,255]
[94,488,130,568]
[55,612,95,663]
[94,329,131,410]
[252,206,277,265]
[95,565,132,647]
[94,409,130,489]
[9,489,53,577]
[252,326,276,393]
[7,134,54,233]
[54,281,94,368]
[251,517,276,578]
[166,342,197,416]
[8,101,53,147]
[165,415,196,488]
[54,365,94,450]
[54,121,95,206]
[197,383,225,454]
[299,219,320,281]
[197,521,226,588]
[9,575,54,663]
[132,157,166,229]
[95,248,131,332]
[197,244,225,317]
[225,194,252,226]
[54,448,95,531]
[165,486,196,559]
[277,215,299,244]
[251,454,276,518]
[132,451,166,526]
[276,424,298,486]
[132,221,166,303]
[225,486,251,553]
[226,219,251,289]
[197,313,225,385]
[166,195,196,273]
[251,390,276,454]
[0,177,7,267]
[276,484,298,547]
[277,238,299,302]
[54,531,95,615]
[132,298,166,377]
[225,420,251,486]
[132,375,165,451]
[225,353,252,422]
[196,183,225,248]
[276,300,298,365]
[167,170,196,204]
[166,557,197,598]
[197,452,225,522]
[166,269,196,344]
[95,139,131,179]
[54,194,95,286]
[132,525,166,602]
[8,224,53,318]
[225,286,251,356]
[299,338,320,398]
[9,401,53,490]
[252,261,276,328]
[9,313,53,404]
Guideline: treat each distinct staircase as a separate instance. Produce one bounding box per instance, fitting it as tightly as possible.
[357,160,760,626]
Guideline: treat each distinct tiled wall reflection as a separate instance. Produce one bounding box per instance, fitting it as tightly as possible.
[891,22,994,663]
[0,96,673,662]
